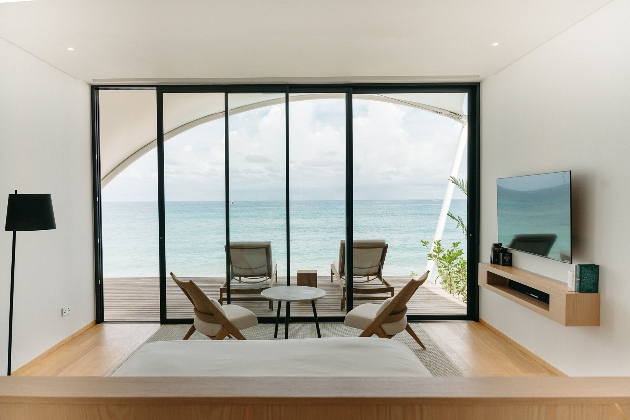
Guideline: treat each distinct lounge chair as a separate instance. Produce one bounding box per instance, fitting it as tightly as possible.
[344,271,429,349]
[220,241,278,310]
[331,240,394,310]
[171,273,258,340]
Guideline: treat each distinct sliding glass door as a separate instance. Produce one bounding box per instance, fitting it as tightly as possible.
[99,89,159,321]
[289,93,346,316]
[352,92,469,316]
[162,93,226,320]
[228,93,286,317]
[94,85,478,323]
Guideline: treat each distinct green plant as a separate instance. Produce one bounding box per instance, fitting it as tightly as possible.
[422,176,469,302]
[421,239,467,302]
[410,270,418,276]
[447,176,468,236]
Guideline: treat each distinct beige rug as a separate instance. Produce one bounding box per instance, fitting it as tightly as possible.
[144,322,463,377]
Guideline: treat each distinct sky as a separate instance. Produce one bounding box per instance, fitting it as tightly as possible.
[102,94,467,202]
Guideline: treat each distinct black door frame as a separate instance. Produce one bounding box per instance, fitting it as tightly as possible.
[92,83,480,324]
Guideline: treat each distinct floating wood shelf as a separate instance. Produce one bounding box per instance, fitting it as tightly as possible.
[479,263,600,326]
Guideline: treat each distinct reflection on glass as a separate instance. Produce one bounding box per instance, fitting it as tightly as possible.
[164,93,226,319]
[497,171,571,262]
[352,93,468,315]
[100,89,158,321]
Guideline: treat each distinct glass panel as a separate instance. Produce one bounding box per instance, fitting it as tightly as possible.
[163,93,226,319]
[100,89,159,321]
[228,93,286,317]
[289,93,346,316]
[353,93,468,315]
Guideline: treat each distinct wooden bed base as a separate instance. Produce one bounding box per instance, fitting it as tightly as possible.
[1,376,629,420]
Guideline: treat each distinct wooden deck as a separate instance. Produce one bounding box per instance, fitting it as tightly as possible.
[103,276,467,321]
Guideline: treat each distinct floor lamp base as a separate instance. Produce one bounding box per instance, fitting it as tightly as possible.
[7,230,16,376]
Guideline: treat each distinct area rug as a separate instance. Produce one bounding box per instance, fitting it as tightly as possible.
[141,322,463,377]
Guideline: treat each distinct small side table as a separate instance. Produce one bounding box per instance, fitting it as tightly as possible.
[297,270,317,287]
[261,286,326,339]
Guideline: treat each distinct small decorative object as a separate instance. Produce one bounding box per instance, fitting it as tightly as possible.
[499,252,512,266]
[491,243,508,264]
[575,264,599,293]
[567,268,576,292]
[297,270,317,287]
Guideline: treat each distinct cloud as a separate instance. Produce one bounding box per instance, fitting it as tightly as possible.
[104,95,467,202]
[245,154,272,163]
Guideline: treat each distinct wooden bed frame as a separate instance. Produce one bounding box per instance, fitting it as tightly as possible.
[2,376,630,420]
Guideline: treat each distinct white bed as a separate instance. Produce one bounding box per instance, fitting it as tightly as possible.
[114,337,432,377]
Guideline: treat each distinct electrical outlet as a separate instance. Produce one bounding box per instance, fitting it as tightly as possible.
[61,306,71,316]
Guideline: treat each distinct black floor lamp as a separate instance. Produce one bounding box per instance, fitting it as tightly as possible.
[4,191,56,376]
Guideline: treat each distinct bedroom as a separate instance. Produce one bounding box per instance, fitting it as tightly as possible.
[1,0,629,418]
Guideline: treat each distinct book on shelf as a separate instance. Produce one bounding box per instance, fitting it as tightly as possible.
[575,264,599,293]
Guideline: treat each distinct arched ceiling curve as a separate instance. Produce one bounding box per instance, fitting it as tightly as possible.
[99,91,467,187]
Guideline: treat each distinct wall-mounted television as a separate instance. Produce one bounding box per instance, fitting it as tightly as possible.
[497,171,572,263]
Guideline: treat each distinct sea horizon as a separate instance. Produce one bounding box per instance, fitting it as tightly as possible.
[102,199,467,278]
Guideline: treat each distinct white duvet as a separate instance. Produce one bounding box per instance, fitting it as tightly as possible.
[114,337,432,377]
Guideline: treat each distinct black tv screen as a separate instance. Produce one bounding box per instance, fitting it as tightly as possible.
[497,171,572,263]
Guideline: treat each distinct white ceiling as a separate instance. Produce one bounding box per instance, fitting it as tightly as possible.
[0,0,612,84]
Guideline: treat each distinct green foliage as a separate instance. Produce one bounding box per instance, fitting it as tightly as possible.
[410,271,418,276]
[420,176,469,302]
[447,176,468,236]
[422,239,467,303]
[447,212,467,236]
[449,176,468,196]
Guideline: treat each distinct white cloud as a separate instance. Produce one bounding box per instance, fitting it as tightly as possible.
[352,99,462,192]
[103,94,467,202]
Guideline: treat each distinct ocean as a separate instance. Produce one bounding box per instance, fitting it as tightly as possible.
[102,200,467,278]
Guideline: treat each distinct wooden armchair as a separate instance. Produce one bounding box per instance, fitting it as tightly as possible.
[171,273,258,340]
[344,271,429,349]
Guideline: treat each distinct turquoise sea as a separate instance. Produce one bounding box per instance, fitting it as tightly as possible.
[102,200,467,278]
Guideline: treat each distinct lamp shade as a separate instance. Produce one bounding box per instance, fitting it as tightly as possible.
[5,194,56,231]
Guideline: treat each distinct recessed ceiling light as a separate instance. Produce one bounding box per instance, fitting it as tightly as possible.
[492,43,499,47]
[67,47,74,51]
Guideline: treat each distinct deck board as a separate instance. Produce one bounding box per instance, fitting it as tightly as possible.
[103,276,466,321]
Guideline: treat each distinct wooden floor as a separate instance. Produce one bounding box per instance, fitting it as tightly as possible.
[14,324,160,377]
[15,321,557,377]
[104,276,467,321]
[422,322,558,377]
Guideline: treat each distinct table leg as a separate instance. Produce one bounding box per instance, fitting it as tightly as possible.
[274,300,282,339]
[285,301,290,339]
[311,300,321,338]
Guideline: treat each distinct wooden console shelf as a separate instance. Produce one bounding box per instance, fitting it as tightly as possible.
[479,263,599,326]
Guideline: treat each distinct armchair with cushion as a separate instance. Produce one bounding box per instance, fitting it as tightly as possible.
[171,273,258,340]
[344,271,429,349]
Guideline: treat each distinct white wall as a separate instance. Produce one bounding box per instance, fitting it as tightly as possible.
[0,38,93,374]
[480,0,630,376]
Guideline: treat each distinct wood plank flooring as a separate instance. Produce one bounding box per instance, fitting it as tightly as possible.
[15,321,557,377]
[104,276,467,321]
[15,324,159,377]
[422,322,558,377]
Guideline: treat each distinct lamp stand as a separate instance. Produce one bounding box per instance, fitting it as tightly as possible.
[7,230,16,376]
[4,189,55,377]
